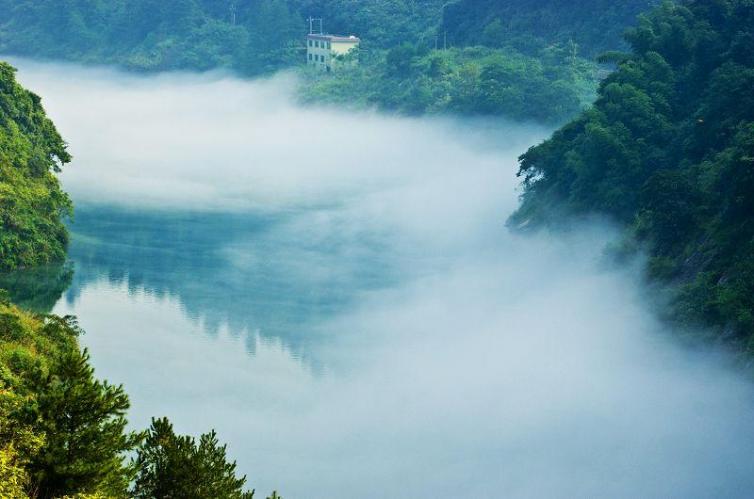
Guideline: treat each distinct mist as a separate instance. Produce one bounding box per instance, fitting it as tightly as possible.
[11,58,754,498]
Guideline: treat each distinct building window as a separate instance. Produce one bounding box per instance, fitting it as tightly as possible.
[308,40,312,47]
[327,42,331,49]
[308,54,312,61]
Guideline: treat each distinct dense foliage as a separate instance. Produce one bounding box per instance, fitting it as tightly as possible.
[0,0,444,75]
[0,263,73,313]
[0,0,654,70]
[0,295,266,497]
[301,42,597,124]
[295,0,446,49]
[0,0,302,74]
[0,0,663,123]
[296,0,657,123]
[440,0,657,57]
[512,0,754,354]
[0,296,136,497]
[133,418,256,499]
[0,62,71,272]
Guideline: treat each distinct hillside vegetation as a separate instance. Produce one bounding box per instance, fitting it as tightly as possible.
[0,62,71,272]
[300,43,596,124]
[440,0,657,57]
[0,293,272,498]
[0,0,444,75]
[300,0,655,123]
[0,0,654,123]
[512,0,754,355]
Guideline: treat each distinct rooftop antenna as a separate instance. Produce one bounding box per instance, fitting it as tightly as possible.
[308,17,323,35]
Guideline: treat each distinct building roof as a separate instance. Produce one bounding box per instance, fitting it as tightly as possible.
[307,34,360,43]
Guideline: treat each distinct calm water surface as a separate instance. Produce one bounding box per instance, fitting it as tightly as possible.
[9,59,754,498]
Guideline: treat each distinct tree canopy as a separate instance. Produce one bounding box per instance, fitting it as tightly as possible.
[0,62,71,272]
[512,0,754,355]
[0,0,657,123]
[440,0,658,57]
[0,0,446,75]
[132,418,256,499]
[0,296,269,497]
[300,42,597,124]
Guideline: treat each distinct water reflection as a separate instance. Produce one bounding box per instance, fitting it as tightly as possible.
[0,262,73,313]
[63,204,398,363]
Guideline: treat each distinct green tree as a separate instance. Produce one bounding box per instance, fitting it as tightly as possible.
[29,347,140,498]
[385,43,416,77]
[132,417,255,499]
[1,299,140,498]
[512,0,754,354]
[0,62,72,272]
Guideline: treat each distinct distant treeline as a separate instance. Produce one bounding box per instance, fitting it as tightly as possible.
[0,0,446,74]
[300,43,597,124]
[440,0,658,57]
[298,0,659,123]
[512,0,754,356]
[0,0,654,123]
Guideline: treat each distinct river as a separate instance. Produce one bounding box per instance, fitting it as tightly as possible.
[9,59,754,498]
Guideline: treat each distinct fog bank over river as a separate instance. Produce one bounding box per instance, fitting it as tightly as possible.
[11,59,754,498]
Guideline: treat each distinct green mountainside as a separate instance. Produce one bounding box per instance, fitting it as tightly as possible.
[0,0,444,75]
[299,0,656,123]
[440,0,657,57]
[512,0,754,355]
[0,62,71,272]
[0,0,653,123]
[300,38,598,124]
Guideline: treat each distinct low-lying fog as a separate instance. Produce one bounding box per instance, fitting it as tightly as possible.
[12,59,754,498]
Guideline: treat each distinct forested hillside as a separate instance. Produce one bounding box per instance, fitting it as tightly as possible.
[300,43,597,123]
[0,0,653,123]
[0,62,71,272]
[441,0,657,56]
[0,0,443,74]
[512,0,754,355]
[0,0,653,70]
[299,0,656,123]
[0,0,303,73]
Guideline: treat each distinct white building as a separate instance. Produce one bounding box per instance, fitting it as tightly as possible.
[306,34,360,71]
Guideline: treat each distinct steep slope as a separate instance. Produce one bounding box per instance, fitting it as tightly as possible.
[512,0,754,354]
[441,0,658,56]
[0,62,71,271]
[0,0,444,74]
[1,0,650,73]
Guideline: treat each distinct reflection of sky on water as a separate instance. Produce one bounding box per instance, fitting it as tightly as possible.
[60,204,400,367]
